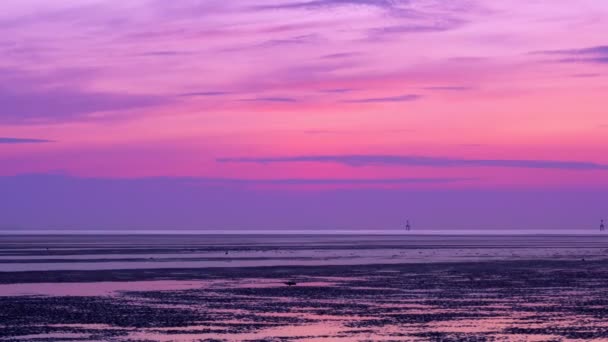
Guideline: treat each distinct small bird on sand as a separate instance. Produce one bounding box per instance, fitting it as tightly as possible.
[284,281,297,286]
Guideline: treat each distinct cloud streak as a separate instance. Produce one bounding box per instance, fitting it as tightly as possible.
[538,45,608,55]
[343,94,421,103]
[0,88,166,124]
[424,86,472,91]
[319,88,357,93]
[217,155,608,170]
[0,137,54,144]
[178,91,231,97]
[321,52,362,59]
[239,97,298,102]
[535,45,608,64]
[254,0,399,11]
[369,19,465,37]
[192,176,474,185]
[0,68,168,124]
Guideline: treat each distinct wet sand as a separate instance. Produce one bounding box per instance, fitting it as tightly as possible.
[2,234,607,272]
[2,234,608,341]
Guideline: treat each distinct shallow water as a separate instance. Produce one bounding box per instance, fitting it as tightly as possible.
[0,278,339,297]
[1,234,607,272]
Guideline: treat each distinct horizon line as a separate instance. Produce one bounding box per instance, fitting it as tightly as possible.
[0,229,606,236]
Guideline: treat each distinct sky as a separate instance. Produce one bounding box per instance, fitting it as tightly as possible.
[1,0,607,230]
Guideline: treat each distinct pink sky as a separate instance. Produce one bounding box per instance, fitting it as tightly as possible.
[0,1,608,230]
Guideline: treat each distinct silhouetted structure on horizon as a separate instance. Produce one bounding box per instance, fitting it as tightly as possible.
[405,220,411,231]
[601,219,605,232]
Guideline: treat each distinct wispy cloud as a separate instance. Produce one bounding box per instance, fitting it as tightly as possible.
[223,34,322,53]
[534,45,608,64]
[321,52,362,59]
[135,50,196,57]
[319,88,357,93]
[424,86,472,91]
[178,91,231,97]
[258,34,321,48]
[193,176,474,185]
[369,19,465,37]
[217,154,608,170]
[1,173,471,187]
[559,58,608,64]
[239,97,298,103]
[538,45,608,55]
[343,94,421,103]
[302,128,415,135]
[570,73,601,78]
[0,68,167,124]
[254,0,399,11]
[0,137,54,144]
[0,89,165,124]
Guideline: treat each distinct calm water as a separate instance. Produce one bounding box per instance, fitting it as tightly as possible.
[1,233,607,272]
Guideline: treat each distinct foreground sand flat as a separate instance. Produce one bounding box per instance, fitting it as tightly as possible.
[1,234,608,341]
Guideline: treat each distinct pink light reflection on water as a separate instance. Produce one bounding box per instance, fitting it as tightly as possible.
[127,321,371,342]
[0,280,210,297]
[0,278,342,297]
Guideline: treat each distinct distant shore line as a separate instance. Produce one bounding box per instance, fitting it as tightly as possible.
[0,229,606,235]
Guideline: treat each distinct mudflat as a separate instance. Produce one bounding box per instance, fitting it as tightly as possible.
[1,234,608,341]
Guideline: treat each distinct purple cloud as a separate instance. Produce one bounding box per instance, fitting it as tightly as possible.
[0,68,167,124]
[558,57,608,64]
[135,50,197,57]
[370,19,465,36]
[570,73,601,78]
[424,86,472,91]
[303,128,415,135]
[319,88,357,93]
[178,91,231,97]
[223,34,322,53]
[343,94,421,103]
[217,154,608,170]
[259,34,321,48]
[321,52,362,59]
[540,45,608,55]
[184,177,474,186]
[0,137,54,144]
[254,0,399,11]
[535,45,608,64]
[239,97,298,102]
[0,88,166,124]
